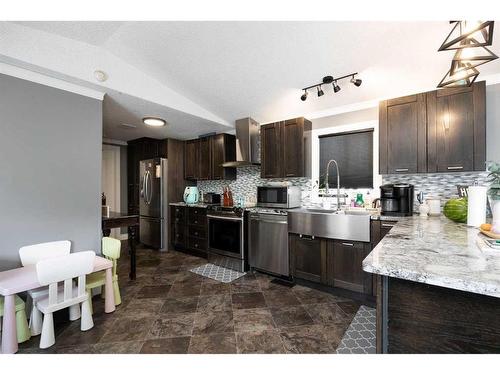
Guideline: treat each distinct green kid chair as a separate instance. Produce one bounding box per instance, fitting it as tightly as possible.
[0,295,31,343]
[86,237,122,314]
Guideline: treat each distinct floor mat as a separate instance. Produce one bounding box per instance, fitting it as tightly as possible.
[190,263,246,283]
[335,305,376,354]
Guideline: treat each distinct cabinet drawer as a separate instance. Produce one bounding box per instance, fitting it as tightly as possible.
[188,215,207,227]
[188,237,207,251]
[172,206,186,218]
[188,226,206,239]
[188,207,207,217]
[172,229,186,247]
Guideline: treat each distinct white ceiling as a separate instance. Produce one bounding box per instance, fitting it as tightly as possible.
[5,21,500,140]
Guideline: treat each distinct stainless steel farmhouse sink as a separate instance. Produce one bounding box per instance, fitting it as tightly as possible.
[288,208,371,242]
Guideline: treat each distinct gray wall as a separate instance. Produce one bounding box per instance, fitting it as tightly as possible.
[0,74,102,271]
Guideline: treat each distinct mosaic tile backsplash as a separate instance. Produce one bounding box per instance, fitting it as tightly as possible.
[383,171,490,210]
[198,166,490,212]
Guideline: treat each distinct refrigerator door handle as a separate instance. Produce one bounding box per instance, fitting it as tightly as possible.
[147,170,153,205]
[144,171,149,205]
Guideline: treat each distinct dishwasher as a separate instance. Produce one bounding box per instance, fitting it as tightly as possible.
[248,210,289,277]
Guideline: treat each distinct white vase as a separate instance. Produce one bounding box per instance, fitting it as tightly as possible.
[490,198,500,234]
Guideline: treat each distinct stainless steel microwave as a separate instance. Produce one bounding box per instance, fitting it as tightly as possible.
[257,186,301,208]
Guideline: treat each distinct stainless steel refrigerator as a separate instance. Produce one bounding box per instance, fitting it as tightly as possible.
[139,158,168,251]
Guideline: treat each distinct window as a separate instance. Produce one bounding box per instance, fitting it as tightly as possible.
[318,129,373,189]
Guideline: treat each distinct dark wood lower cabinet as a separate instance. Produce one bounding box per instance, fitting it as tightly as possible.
[289,234,372,296]
[379,277,500,353]
[170,205,208,257]
[328,240,372,294]
[289,234,327,284]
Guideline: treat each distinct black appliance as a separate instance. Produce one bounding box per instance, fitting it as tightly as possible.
[380,184,414,216]
[203,192,221,205]
[206,206,247,272]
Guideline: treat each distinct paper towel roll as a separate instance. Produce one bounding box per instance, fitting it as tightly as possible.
[467,185,487,227]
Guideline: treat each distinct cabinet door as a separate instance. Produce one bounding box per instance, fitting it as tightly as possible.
[198,137,212,180]
[282,118,304,177]
[329,240,372,294]
[427,81,486,172]
[289,234,327,284]
[211,134,224,180]
[379,94,427,174]
[184,140,199,180]
[260,122,282,178]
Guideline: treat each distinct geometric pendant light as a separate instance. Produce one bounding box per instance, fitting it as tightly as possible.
[450,38,499,75]
[437,64,480,88]
[439,21,495,51]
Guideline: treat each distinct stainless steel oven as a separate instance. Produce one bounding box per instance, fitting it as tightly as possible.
[207,206,245,271]
[257,186,301,208]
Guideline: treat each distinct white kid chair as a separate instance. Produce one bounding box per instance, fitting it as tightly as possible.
[19,240,72,335]
[34,251,95,349]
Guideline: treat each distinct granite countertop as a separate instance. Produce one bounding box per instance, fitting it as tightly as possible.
[362,215,500,298]
[169,202,211,208]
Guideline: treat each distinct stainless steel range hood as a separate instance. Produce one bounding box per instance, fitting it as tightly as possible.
[222,117,260,167]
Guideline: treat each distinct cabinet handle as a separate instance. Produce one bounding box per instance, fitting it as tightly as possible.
[447,166,463,170]
[381,224,394,228]
[194,232,198,236]
[194,220,198,224]
[299,234,315,240]
[342,242,354,246]
[194,244,198,248]
[286,173,295,177]
[395,168,409,172]
[176,208,180,212]
[194,210,198,214]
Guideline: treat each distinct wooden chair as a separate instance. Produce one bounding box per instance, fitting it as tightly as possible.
[19,240,72,335]
[86,237,121,313]
[34,251,95,349]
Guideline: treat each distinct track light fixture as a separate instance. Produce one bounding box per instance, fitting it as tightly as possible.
[437,21,496,87]
[300,72,361,101]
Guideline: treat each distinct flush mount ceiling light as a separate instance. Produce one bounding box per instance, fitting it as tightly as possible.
[142,117,166,127]
[94,70,108,82]
[450,38,498,75]
[437,65,479,88]
[439,21,495,51]
[300,73,361,101]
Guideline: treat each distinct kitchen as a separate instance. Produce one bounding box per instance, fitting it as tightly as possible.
[2,12,500,365]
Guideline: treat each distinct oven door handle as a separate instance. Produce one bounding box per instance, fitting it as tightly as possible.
[206,214,243,221]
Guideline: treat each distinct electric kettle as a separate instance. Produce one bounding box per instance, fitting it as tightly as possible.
[183,186,199,204]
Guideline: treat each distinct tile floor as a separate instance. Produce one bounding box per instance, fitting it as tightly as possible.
[17,245,361,354]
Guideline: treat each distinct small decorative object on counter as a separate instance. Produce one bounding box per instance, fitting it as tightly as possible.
[355,193,364,207]
[487,161,500,234]
[427,197,441,216]
[223,186,234,207]
[417,191,430,217]
[467,180,487,227]
[350,198,356,207]
[102,192,107,206]
[443,197,468,223]
[364,191,372,208]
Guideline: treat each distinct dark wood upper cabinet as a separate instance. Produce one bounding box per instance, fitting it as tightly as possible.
[261,117,312,179]
[211,134,236,180]
[427,81,486,172]
[184,139,199,180]
[184,134,236,181]
[197,137,212,180]
[379,94,427,174]
[380,81,486,175]
[261,122,282,178]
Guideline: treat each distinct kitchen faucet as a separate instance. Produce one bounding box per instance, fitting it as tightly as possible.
[324,159,347,210]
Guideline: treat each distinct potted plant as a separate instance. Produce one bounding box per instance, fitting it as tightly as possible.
[487,161,500,234]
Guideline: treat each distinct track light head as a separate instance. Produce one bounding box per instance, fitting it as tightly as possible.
[300,90,308,101]
[317,86,324,97]
[332,81,341,93]
[351,76,362,87]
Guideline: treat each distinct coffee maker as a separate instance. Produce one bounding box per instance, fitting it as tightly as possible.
[380,184,414,216]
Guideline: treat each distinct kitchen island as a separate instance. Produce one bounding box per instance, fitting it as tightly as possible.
[363,215,500,353]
